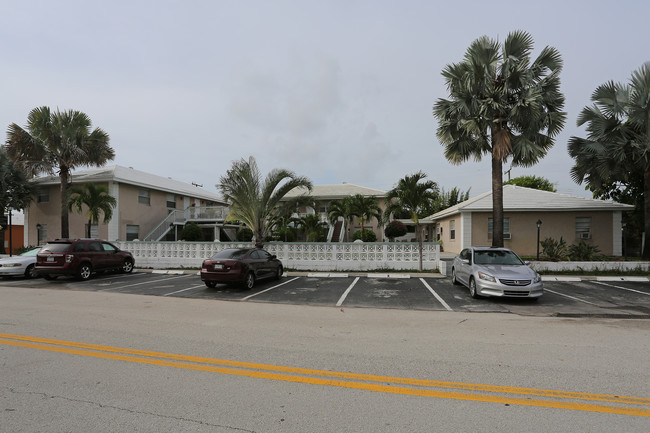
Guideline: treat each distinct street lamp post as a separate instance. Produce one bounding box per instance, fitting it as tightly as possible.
[36,224,42,246]
[536,219,542,260]
[621,222,626,261]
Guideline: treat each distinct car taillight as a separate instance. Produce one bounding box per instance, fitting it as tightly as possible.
[65,254,74,263]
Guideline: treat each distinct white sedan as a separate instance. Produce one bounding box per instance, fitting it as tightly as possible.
[0,247,41,279]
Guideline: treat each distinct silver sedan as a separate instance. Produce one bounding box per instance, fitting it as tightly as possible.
[0,247,41,279]
[451,247,543,299]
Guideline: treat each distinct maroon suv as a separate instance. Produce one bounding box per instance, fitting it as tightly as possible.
[36,239,134,281]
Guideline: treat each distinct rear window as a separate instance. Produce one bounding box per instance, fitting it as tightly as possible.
[39,243,72,253]
[210,249,249,260]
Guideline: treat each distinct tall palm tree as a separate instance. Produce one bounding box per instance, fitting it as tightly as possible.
[5,107,114,238]
[218,156,312,246]
[568,63,650,259]
[67,182,117,238]
[327,197,356,242]
[348,194,382,241]
[433,30,566,247]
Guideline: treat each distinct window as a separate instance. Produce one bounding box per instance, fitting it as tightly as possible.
[487,218,510,239]
[166,194,176,209]
[450,220,456,240]
[101,242,117,252]
[126,225,139,241]
[37,189,49,203]
[576,217,591,239]
[138,189,150,205]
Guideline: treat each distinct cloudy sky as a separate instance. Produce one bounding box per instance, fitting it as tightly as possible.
[2,0,648,198]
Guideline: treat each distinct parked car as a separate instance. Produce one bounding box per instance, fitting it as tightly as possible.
[36,239,134,281]
[0,247,41,279]
[451,246,543,299]
[200,248,283,289]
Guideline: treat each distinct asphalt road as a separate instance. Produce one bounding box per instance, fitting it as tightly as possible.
[3,270,650,318]
[1,284,649,432]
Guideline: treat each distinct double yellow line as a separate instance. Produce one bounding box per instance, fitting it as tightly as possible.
[1,332,648,417]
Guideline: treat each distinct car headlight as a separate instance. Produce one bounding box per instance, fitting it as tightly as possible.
[533,274,542,283]
[478,271,496,282]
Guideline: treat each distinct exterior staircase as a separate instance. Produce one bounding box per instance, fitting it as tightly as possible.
[329,220,344,242]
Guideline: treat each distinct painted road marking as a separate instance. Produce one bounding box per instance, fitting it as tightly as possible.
[1,333,648,417]
[163,285,206,296]
[336,277,360,306]
[239,277,300,301]
[98,274,191,291]
[544,289,602,306]
[420,278,453,311]
[592,281,650,296]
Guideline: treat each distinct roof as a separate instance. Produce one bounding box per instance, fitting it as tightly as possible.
[284,183,386,200]
[31,165,225,203]
[423,185,634,221]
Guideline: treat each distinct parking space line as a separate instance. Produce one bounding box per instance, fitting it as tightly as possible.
[419,278,453,311]
[163,285,206,296]
[98,274,191,291]
[544,289,601,306]
[240,277,300,301]
[592,281,650,296]
[336,277,360,307]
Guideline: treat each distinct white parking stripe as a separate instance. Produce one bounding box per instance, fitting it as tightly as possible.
[592,281,650,296]
[336,277,360,307]
[98,274,191,291]
[240,277,300,301]
[419,278,453,311]
[163,285,206,296]
[544,289,601,306]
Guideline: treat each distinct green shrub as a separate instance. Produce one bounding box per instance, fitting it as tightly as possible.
[307,231,326,242]
[180,222,203,241]
[384,220,407,240]
[236,227,254,242]
[568,240,601,261]
[274,228,295,242]
[353,229,377,242]
[540,236,567,261]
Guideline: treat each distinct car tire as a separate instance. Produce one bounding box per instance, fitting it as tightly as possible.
[275,265,283,280]
[122,259,134,273]
[243,272,255,290]
[451,268,459,285]
[25,264,38,279]
[77,263,92,281]
[205,281,217,288]
[469,278,480,299]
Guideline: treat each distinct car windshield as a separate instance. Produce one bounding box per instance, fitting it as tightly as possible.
[39,243,71,253]
[21,248,41,257]
[210,249,249,260]
[473,250,523,265]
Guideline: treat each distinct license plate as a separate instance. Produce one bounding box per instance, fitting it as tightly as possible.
[47,256,54,262]
[214,264,223,270]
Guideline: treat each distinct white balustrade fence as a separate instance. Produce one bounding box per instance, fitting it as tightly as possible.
[114,241,441,272]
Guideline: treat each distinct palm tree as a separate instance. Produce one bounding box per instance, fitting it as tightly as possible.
[5,107,114,238]
[218,156,312,246]
[433,30,566,247]
[67,182,117,238]
[568,63,650,259]
[327,197,356,242]
[348,194,382,241]
[385,172,439,270]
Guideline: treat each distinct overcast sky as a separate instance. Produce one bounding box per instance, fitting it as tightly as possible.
[2,0,648,199]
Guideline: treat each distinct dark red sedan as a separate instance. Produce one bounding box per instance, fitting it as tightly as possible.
[200,248,283,289]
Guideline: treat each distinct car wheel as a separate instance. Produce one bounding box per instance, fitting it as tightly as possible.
[77,263,92,281]
[205,281,217,288]
[25,264,38,279]
[122,259,134,273]
[469,278,480,299]
[451,268,459,285]
[243,272,255,290]
[43,274,58,280]
[275,265,283,280]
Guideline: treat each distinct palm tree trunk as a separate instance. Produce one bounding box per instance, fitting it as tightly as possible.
[491,155,504,248]
[59,170,70,239]
[641,169,650,260]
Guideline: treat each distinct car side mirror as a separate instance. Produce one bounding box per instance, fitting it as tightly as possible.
[271,255,277,259]
[461,259,470,265]
[524,260,530,265]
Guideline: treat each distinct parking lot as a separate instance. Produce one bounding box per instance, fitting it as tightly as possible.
[3,270,649,318]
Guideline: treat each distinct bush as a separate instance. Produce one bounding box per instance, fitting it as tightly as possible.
[236,227,254,242]
[307,231,326,242]
[384,220,407,240]
[568,240,601,261]
[540,236,567,261]
[352,229,377,242]
[180,222,203,241]
[274,228,295,242]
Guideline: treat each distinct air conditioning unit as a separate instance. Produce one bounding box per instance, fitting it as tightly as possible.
[503,233,512,240]
[580,232,591,240]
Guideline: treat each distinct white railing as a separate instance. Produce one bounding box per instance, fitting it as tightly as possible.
[142,206,230,241]
[114,241,441,271]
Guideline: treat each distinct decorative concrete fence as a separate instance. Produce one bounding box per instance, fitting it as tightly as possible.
[114,241,441,272]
